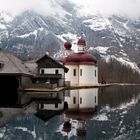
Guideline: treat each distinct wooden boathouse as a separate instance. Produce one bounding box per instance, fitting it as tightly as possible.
[0,49,32,106]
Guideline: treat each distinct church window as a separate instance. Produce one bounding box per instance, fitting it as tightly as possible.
[95,96,96,104]
[95,70,96,77]
[80,97,82,104]
[73,97,76,104]
[80,69,82,76]
[73,69,76,76]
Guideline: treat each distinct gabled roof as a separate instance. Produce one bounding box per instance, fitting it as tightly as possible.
[0,48,32,75]
[36,54,69,73]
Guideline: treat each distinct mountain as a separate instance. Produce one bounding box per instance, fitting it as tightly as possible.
[0,0,140,70]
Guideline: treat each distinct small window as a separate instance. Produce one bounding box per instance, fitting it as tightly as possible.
[0,62,4,69]
[80,69,82,76]
[95,70,96,77]
[73,97,76,104]
[55,104,58,108]
[41,69,45,74]
[73,69,76,76]
[55,69,59,74]
[95,96,96,103]
[40,104,44,109]
[80,97,82,104]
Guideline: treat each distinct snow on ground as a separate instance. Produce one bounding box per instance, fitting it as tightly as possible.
[57,119,78,138]
[0,127,6,138]
[93,113,109,121]
[0,11,13,23]
[83,18,108,31]
[16,28,45,38]
[0,23,6,30]
[94,46,109,54]
[17,30,37,38]
[105,55,139,72]
[118,57,139,71]
[15,126,36,139]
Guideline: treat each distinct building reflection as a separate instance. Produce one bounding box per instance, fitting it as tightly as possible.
[63,88,98,137]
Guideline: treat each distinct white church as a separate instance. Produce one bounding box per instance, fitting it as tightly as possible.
[62,37,98,86]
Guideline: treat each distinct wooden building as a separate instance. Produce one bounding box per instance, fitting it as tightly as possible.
[32,54,69,88]
[0,48,32,106]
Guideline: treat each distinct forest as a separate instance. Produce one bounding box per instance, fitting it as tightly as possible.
[98,58,140,84]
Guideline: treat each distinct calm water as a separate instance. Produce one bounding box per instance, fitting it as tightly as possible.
[0,85,140,140]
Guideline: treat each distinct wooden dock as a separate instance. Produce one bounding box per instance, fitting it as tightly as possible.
[22,87,65,93]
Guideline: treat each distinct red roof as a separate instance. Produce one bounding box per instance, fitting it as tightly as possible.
[77,37,86,46]
[64,52,97,65]
[64,41,72,50]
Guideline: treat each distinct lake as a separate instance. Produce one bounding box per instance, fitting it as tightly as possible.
[0,85,140,140]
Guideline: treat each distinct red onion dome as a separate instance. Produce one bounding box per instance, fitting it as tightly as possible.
[79,53,97,64]
[64,53,80,64]
[77,37,86,46]
[64,41,72,50]
[64,52,97,65]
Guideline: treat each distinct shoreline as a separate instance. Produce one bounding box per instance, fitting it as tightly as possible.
[22,83,140,92]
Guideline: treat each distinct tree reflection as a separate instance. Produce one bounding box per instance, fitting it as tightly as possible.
[99,85,140,108]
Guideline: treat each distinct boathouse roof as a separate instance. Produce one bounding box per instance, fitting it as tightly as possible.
[36,54,69,73]
[0,48,32,76]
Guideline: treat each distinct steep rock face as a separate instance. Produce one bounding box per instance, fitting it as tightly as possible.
[0,1,139,69]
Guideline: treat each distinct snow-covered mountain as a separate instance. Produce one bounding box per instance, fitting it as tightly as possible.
[0,0,140,70]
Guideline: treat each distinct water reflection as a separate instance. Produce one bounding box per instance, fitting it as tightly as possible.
[1,86,140,140]
[62,88,98,138]
[99,85,140,108]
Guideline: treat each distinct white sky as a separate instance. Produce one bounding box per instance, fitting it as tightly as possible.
[0,0,140,18]
[70,0,140,18]
[0,0,67,17]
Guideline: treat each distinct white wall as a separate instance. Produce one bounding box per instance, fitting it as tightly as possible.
[65,65,79,86]
[79,88,98,109]
[65,64,98,86]
[65,89,98,111]
[65,90,79,110]
[79,65,98,85]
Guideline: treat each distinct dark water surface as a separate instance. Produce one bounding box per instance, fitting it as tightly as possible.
[0,85,140,140]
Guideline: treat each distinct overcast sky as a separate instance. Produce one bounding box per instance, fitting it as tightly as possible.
[0,0,67,17]
[71,0,140,18]
[0,0,140,18]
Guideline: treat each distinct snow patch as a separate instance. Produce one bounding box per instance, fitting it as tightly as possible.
[57,119,78,138]
[0,23,6,30]
[105,55,140,72]
[83,18,108,31]
[0,127,6,138]
[15,126,36,139]
[17,30,38,38]
[0,11,13,23]
[93,113,109,121]
[95,46,109,54]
